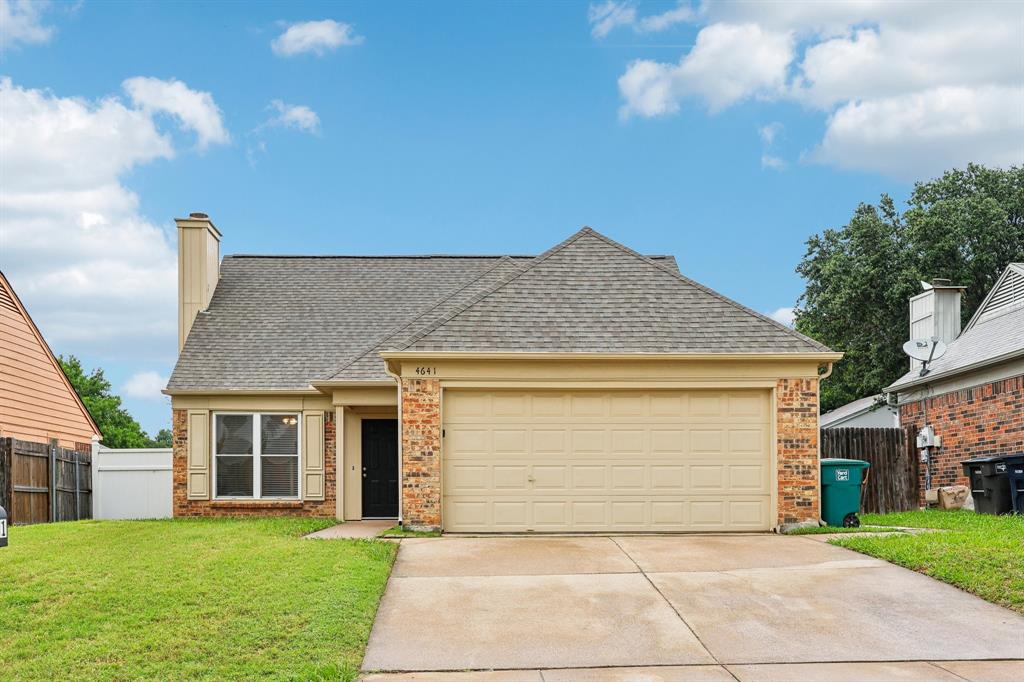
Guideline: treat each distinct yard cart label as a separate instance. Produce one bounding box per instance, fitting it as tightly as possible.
[835,469,850,481]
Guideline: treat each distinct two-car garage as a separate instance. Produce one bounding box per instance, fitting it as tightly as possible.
[441,389,773,533]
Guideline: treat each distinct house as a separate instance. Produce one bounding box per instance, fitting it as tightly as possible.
[887,266,1024,498]
[820,395,898,429]
[165,214,840,532]
[0,271,100,450]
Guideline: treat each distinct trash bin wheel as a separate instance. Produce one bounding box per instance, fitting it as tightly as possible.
[842,513,860,528]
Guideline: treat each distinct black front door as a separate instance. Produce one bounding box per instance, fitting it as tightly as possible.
[362,419,398,518]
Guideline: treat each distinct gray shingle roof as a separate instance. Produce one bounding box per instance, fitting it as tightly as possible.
[167,229,827,392]
[168,256,527,390]
[390,229,828,355]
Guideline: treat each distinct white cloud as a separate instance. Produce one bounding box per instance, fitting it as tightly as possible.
[812,86,1024,178]
[610,0,1024,178]
[271,19,363,57]
[265,100,320,133]
[588,1,636,39]
[759,122,783,145]
[588,1,694,36]
[637,2,693,33]
[123,77,230,149]
[0,0,54,50]
[759,122,786,170]
[122,371,169,400]
[768,307,796,327]
[0,77,228,366]
[618,23,792,117]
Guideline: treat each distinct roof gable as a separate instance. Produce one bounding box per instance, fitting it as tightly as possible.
[0,271,100,442]
[965,263,1024,330]
[393,228,828,354]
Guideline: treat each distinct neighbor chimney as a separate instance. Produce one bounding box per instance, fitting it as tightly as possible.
[176,212,221,350]
[907,278,966,369]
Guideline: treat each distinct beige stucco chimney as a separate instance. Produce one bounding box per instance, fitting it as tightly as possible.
[907,278,965,369]
[176,212,221,350]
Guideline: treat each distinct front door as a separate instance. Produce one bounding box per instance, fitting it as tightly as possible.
[362,419,399,518]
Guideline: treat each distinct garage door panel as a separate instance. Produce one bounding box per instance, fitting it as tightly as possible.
[443,390,771,532]
[493,465,528,489]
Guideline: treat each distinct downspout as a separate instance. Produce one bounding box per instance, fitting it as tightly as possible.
[817,362,834,526]
[384,361,403,526]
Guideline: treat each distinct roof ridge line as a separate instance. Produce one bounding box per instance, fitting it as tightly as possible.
[390,227,596,351]
[324,256,526,379]
[582,228,830,352]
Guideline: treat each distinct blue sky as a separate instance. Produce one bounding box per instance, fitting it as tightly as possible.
[1,1,1021,435]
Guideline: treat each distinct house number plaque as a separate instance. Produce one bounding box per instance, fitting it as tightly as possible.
[415,366,437,376]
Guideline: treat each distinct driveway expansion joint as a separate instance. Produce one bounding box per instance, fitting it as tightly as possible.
[608,536,729,675]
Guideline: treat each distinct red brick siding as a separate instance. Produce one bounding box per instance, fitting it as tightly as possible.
[172,408,336,517]
[401,379,442,530]
[899,374,1024,500]
[777,378,821,525]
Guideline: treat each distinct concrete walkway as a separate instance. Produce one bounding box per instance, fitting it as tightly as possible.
[361,535,1024,680]
[304,520,395,539]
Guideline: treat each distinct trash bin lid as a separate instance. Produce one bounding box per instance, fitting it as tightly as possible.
[960,455,1007,465]
[821,458,871,468]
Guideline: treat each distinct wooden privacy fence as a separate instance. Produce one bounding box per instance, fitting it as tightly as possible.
[0,438,92,525]
[821,426,919,514]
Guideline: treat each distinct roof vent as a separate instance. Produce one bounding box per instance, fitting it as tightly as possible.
[977,267,1024,323]
[931,278,951,286]
[189,212,209,219]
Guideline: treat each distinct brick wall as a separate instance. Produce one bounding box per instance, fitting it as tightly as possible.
[401,378,442,530]
[172,408,336,517]
[776,377,821,525]
[899,374,1024,499]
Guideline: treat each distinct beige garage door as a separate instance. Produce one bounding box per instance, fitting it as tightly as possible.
[442,389,772,533]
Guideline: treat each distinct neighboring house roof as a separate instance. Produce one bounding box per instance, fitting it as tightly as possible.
[168,228,828,392]
[0,270,101,445]
[888,263,1024,392]
[820,395,887,428]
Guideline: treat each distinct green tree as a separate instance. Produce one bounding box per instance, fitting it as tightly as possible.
[149,429,173,448]
[796,164,1024,412]
[59,355,153,448]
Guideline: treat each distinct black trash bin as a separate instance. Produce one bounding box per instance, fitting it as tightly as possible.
[961,456,1014,515]
[1003,454,1024,514]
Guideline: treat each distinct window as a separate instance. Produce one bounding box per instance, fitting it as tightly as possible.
[214,413,300,499]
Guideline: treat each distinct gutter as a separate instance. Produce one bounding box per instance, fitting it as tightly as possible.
[378,351,844,362]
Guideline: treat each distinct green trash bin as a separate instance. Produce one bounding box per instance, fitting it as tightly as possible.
[820,458,871,527]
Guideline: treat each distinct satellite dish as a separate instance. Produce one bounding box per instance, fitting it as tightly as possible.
[903,338,947,362]
[903,337,947,376]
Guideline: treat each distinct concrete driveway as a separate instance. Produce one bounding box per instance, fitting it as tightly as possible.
[362,535,1024,681]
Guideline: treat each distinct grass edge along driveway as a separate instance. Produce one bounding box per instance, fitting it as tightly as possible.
[831,510,1024,615]
[0,518,397,681]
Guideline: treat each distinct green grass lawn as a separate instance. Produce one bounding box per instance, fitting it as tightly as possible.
[0,518,397,681]
[831,510,1024,614]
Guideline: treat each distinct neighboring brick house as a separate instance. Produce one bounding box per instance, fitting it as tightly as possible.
[165,213,840,531]
[887,264,1024,500]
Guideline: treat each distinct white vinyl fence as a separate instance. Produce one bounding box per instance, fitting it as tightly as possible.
[91,445,172,520]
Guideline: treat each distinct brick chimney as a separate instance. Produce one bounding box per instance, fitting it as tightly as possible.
[176,212,221,350]
[907,278,966,370]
